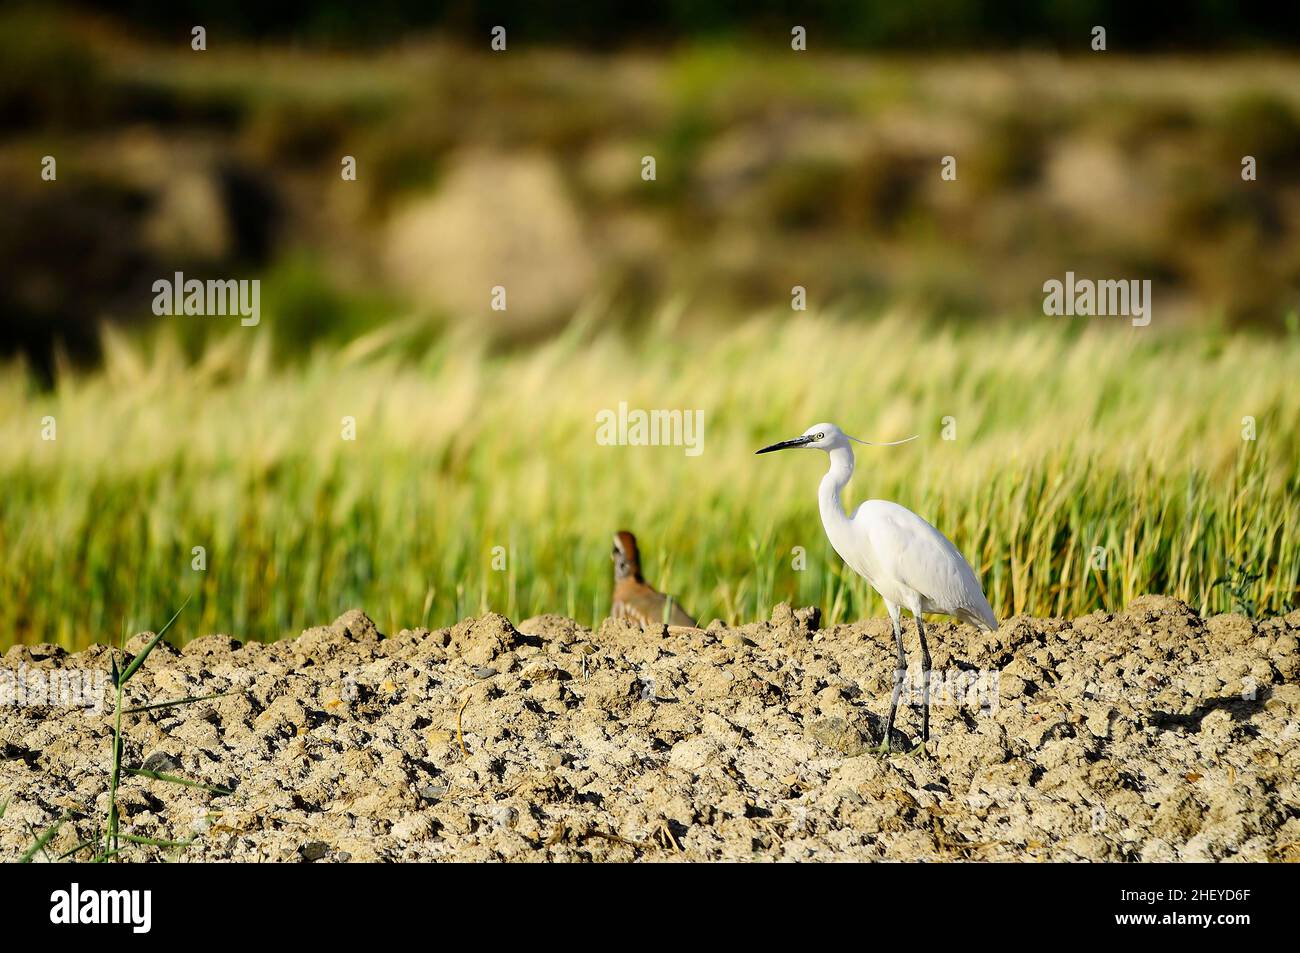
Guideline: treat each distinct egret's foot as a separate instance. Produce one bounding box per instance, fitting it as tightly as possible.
[908,740,930,758]
[874,736,897,757]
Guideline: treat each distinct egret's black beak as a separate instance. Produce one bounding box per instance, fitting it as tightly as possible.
[755,435,814,454]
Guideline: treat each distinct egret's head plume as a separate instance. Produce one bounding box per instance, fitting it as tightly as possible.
[756,422,917,454]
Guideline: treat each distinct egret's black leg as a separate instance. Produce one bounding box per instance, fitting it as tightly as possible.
[916,615,932,744]
[880,613,906,753]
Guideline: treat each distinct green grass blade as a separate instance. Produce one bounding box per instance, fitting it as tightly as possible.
[125,768,233,796]
[18,815,67,863]
[118,595,191,685]
[56,838,99,861]
[121,834,198,848]
[106,676,123,855]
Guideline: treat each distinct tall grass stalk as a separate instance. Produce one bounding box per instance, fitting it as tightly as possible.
[0,312,1296,649]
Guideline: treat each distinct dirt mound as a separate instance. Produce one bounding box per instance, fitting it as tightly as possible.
[2,599,1298,861]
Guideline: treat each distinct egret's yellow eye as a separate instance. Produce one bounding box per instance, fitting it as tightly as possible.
[816,432,825,440]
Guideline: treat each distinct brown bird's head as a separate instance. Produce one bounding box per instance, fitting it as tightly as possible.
[611,531,643,582]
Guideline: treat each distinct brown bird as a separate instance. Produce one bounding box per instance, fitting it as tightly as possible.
[610,531,696,628]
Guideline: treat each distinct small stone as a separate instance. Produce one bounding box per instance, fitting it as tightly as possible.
[419,783,448,802]
[1000,674,1027,699]
[141,752,181,774]
[1086,707,1115,739]
[808,717,870,757]
[473,666,498,679]
[669,735,719,771]
[391,814,435,842]
[521,659,566,681]
[793,606,821,632]
[300,841,330,862]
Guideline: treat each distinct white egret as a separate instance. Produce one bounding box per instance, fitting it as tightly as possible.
[756,422,997,753]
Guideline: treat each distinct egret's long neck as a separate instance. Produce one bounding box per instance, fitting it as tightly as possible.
[818,444,855,540]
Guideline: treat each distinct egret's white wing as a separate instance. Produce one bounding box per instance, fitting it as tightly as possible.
[851,499,997,629]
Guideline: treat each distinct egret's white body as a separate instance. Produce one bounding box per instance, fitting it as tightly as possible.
[757,422,997,749]
[819,466,997,632]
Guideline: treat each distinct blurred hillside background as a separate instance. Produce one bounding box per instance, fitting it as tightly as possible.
[1,4,1298,646]
[5,4,1300,371]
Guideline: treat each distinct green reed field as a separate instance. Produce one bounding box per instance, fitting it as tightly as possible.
[2,311,1297,650]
